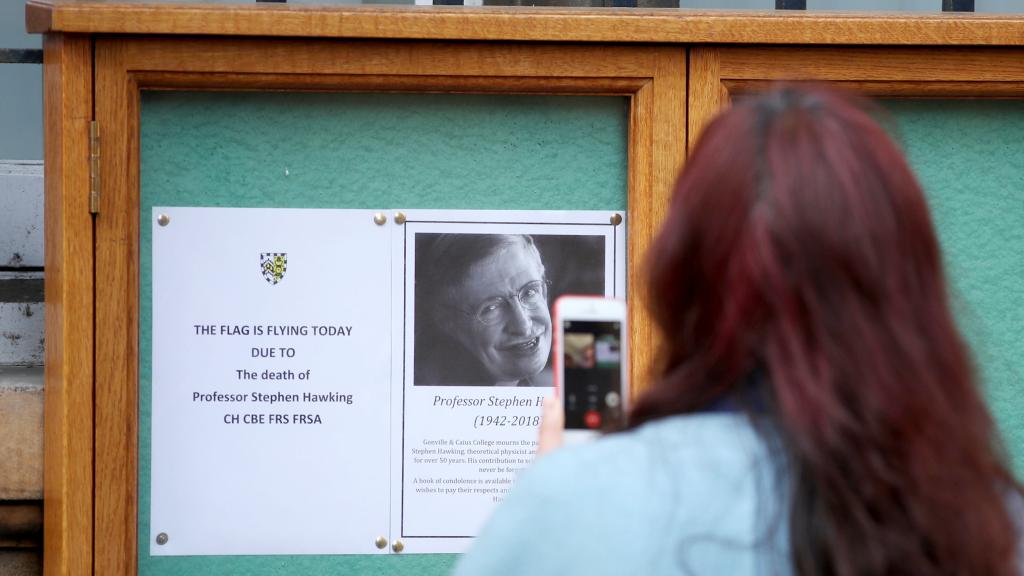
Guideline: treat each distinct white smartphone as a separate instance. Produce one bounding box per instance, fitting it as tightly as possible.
[553,295,629,443]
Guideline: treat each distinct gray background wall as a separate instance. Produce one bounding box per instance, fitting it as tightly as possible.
[0,1,42,161]
[1,3,44,574]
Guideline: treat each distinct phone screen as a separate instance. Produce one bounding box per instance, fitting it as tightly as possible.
[561,320,624,431]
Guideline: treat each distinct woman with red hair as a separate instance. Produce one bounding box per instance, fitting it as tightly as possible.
[455,86,1023,576]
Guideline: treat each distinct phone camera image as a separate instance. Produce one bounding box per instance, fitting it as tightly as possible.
[562,320,623,431]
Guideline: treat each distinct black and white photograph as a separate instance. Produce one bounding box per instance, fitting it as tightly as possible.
[413,232,605,387]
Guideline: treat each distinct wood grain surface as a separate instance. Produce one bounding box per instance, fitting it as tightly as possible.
[42,32,93,576]
[25,1,1024,46]
[687,46,1024,151]
[687,47,722,154]
[631,48,685,388]
[717,46,1024,82]
[94,37,140,576]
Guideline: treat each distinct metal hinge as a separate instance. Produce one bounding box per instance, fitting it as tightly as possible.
[89,121,100,214]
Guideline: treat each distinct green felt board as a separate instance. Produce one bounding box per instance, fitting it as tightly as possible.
[885,100,1024,478]
[138,91,628,575]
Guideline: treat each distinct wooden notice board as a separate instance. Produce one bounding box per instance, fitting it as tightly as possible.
[28,3,1024,575]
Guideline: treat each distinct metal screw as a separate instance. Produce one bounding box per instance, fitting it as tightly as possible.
[394,212,407,225]
[609,213,622,226]
[375,536,388,549]
[156,533,169,545]
[157,214,170,227]
[391,539,404,553]
[373,212,387,226]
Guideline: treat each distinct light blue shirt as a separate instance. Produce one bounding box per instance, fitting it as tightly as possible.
[455,413,1024,576]
[454,414,792,576]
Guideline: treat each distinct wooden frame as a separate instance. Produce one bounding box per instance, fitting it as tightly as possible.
[688,46,1024,150]
[42,32,93,576]
[90,36,685,575]
[25,3,1024,46]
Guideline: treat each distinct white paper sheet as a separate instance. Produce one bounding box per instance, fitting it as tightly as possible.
[151,208,391,556]
[389,211,626,553]
[150,207,626,555]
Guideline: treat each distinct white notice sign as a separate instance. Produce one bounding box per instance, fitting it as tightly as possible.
[149,207,626,556]
[151,208,391,556]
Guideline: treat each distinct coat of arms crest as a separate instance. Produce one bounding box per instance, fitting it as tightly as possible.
[260,253,287,285]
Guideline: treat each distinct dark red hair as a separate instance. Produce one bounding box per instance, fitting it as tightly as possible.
[632,86,1021,575]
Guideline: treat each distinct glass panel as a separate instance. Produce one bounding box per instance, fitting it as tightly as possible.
[138,91,628,575]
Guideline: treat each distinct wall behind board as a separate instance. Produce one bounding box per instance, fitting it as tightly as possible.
[138,90,628,575]
[887,100,1024,477]
[0,0,42,161]
[0,3,44,575]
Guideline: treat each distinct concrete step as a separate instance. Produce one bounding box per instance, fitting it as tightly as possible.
[0,162,45,575]
[0,367,43,563]
[0,366,43,501]
[0,550,42,576]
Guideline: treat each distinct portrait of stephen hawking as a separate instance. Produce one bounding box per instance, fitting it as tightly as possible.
[413,232,605,387]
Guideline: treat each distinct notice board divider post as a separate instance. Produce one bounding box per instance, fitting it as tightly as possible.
[92,36,684,575]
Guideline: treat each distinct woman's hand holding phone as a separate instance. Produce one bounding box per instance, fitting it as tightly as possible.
[554,296,629,443]
[537,296,628,457]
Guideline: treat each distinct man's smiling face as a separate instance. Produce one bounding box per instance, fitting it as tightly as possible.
[444,242,551,384]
